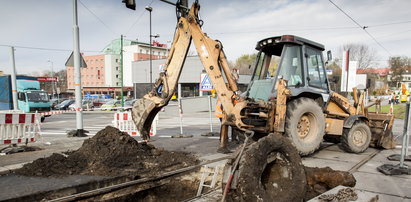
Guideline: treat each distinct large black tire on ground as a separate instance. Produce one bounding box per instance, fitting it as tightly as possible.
[340,121,371,153]
[285,97,325,156]
[233,134,306,202]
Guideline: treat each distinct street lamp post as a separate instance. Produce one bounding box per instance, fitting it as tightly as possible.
[145,6,159,87]
[145,6,153,86]
[120,35,124,111]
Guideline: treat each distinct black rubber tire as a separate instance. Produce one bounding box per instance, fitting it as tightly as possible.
[233,134,306,202]
[285,97,325,156]
[340,121,371,153]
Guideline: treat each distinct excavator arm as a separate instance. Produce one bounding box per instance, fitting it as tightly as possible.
[132,2,247,140]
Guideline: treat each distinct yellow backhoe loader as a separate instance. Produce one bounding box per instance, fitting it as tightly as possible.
[131,1,395,200]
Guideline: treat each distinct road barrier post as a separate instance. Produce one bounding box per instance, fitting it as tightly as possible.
[208,96,213,133]
[378,101,411,175]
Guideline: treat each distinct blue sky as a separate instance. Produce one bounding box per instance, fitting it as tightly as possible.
[0,0,410,75]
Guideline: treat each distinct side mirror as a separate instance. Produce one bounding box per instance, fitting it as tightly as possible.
[327,50,332,61]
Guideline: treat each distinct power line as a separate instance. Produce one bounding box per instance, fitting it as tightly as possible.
[126,0,155,35]
[79,0,118,36]
[369,20,411,28]
[0,44,100,53]
[328,0,391,56]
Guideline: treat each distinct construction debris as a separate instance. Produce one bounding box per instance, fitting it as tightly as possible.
[15,126,198,177]
[304,166,357,200]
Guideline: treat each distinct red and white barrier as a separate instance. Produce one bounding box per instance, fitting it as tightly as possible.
[38,110,73,116]
[113,112,157,137]
[0,112,41,145]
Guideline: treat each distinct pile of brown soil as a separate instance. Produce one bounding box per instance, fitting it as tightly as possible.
[15,126,199,177]
[304,166,356,200]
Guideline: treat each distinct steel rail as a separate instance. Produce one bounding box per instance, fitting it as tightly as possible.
[48,156,231,202]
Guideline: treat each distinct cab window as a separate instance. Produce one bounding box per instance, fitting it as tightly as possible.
[306,47,327,90]
[277,45,303,86]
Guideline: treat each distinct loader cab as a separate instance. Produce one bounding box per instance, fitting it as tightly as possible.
[247,35,330,101]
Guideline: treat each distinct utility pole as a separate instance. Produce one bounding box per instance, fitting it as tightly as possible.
[120,35,124,111]
[9,46,18,110]
[72,0,84,136]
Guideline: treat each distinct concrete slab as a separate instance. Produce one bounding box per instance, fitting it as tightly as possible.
[0,174,108,201]
[302,158,356,171]
[312,148,375,161]
[0,163,25,174]
[308,185,378,202]
[353,171,411,199]
[357,150,411,180]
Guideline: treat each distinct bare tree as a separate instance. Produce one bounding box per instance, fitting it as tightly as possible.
[235,53,257,75]
[39,69,67,96]
[341,43,377,69]
[389,56,410,88]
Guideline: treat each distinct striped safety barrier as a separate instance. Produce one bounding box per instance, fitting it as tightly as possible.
[38,110,73,116]
[0,112,41,145]
[113,112,158,137]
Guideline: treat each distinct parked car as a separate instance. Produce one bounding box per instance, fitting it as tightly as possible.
[92,98,110,108]
[124,99,137,111]
[55,99,75,110]
[68,100,94,111]
[50,98,67,110]
[100,100,121,111]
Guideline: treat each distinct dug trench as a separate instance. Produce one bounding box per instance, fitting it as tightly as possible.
[9,126,356,201]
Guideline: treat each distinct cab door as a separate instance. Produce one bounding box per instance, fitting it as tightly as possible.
[305,46,329,92]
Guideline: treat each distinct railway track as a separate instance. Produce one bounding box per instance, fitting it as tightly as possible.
[45,156,230,202]
[1,143,383,202]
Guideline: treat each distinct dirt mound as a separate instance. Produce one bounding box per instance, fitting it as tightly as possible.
[15,126,199,177]
[304,166,356,200]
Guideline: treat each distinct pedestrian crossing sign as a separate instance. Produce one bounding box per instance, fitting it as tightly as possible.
[200,73,213,91]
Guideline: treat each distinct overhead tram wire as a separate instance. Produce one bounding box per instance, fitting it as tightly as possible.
[126,0,155,36]
[79,0,118,36]
[368,20,411,28]
[328,0,392,56]
[0,44,100,53]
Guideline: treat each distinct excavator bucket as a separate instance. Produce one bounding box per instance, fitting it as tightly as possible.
[368,112,397,149]
[131,97,162,140]
[379,129,396,149]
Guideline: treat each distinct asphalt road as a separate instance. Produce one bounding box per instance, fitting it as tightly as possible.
[1,102,409,167]
[1,104,411,201]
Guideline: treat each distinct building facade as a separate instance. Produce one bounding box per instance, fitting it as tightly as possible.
[132,56,251,98]
[66,39,168,96]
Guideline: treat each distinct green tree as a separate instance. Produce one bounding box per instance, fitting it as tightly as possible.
[235,53,257,75]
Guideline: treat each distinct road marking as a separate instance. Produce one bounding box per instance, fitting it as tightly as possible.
[91,125,113,127]
[40,132,67,135]
[42,120,67,124]
[207,137,220,139]
[84,126,109,129]
[159,135,172,138]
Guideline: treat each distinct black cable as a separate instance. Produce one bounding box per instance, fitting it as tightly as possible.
[79,0,117,36]
[328,0,391,55]
[369,20,411,28]
[0,44,100,53]
[126,0,155,35]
